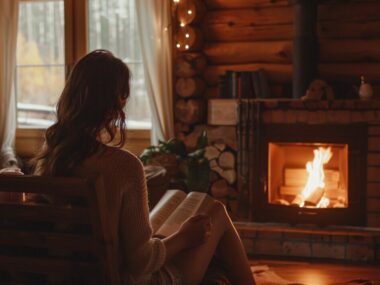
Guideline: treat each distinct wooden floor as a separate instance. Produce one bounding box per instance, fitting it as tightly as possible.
[250,259,380,285]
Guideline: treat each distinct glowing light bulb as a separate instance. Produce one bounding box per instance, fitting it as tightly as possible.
[176,43,181,48]
[185,33,190,38]
[185,44,189,49]
[180,22,185,27]
[173,0,180,3]
[187,10,192,15]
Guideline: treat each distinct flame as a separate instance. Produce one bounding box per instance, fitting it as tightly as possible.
[300,147,332,207]
[317,197,330,208]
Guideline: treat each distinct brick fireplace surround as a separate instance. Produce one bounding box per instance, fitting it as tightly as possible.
[229,99,380,263]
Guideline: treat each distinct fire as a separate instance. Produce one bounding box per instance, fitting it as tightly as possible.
[299,147,332,208]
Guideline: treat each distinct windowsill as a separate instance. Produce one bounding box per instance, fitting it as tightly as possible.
[15,127,151,158]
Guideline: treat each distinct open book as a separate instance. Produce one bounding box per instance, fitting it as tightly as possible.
[149,189,214,238]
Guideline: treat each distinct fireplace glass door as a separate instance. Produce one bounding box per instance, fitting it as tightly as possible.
[268,143,348,209]
[252,124,367,226]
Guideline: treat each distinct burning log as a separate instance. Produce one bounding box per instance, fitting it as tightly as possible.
[291,194,304,207]
[304,187,325,207]
[274,199,290,206]
[289,186,326,207]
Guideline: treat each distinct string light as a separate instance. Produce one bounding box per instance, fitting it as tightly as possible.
[174,2,193,50]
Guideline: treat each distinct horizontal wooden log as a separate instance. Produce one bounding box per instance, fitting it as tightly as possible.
[177,0,206,25]
[205,0,289,10]
[204,64,292,86]
[203,22,293,42]
[319,63,380,82]
[175,53,208,77]
[318,20,380,39]
[204,41,292,64]
[175,77,206,98]
[320,40,380,63]
[319,2,380,22]
[204,40,380,65]
[204,7,293,29]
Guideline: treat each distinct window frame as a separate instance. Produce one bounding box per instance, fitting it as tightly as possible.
[16,0,151,157]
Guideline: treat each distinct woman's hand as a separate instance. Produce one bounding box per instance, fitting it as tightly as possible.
[0,167,24,176]
[162,214,212,263]
[177,214,212,248]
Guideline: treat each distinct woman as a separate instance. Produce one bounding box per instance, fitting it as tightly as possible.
[34,50,254,285]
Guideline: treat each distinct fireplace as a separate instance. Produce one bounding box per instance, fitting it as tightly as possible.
[236,100,376,227]
[253,124,367,226]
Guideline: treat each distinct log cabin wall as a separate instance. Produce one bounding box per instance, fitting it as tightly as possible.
[202,0,380,98]
[172,0,380,219]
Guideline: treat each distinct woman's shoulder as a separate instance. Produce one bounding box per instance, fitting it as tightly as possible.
[99,145,143,169]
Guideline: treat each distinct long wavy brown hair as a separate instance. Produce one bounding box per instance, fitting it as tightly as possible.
[33,50,130,176]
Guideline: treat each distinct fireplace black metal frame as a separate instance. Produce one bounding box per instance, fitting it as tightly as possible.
[252,123,367,226]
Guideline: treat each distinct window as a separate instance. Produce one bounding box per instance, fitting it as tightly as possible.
[16,0,65,127]
[15,0,151,130]
[88,0,151,129]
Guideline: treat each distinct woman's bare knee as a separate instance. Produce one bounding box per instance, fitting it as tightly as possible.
[210,200,227,213]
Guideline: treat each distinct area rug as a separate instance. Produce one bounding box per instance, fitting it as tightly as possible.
[251,265,375,285]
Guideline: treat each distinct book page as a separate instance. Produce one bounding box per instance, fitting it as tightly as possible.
[155,191,208,237]
[149,189,186,234]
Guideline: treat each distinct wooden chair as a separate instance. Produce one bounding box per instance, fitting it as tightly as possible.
[0,175,120,285]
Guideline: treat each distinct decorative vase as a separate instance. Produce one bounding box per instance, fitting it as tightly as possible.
[359,76,374,100]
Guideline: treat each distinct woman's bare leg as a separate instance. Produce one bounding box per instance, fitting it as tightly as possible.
[171,201,254,285]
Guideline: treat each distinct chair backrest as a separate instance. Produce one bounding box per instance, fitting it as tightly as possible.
[0,175,120,285]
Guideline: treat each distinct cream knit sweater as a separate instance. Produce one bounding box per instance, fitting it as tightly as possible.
[76,145,167,285]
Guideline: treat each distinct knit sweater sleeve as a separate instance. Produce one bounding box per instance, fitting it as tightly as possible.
[118,154,166,280]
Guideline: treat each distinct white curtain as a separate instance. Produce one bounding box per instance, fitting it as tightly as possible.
[135,0,174,144]
[0,0,19,167]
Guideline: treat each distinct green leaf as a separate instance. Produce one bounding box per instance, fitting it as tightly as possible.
[196,130,208,149]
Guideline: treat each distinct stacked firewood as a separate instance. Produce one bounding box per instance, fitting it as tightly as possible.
[204,140,238,207]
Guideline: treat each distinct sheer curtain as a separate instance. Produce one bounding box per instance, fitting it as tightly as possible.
[135,0,174,144]
[0,0,19,167]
